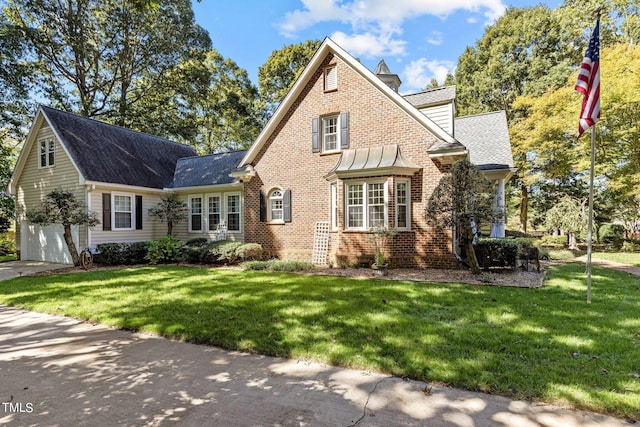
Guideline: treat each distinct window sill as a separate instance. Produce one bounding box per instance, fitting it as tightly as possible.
[267,220,285,225]
[320,151,342,156]
[323,89,338,94]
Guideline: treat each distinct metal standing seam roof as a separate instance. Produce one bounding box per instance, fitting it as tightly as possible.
[41,106,196,189]
[172,150,247,188]
[324,144,422,179]
[454,111,515,170]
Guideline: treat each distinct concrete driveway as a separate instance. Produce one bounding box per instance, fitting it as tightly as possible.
[0,305,630,427]
[0,261,70,282]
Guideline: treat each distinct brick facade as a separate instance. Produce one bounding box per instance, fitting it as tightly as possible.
[244,53,457,268]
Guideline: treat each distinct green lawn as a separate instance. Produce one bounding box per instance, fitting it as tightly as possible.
[593,251,640,266]
[0,255,16,262]
[0,264,638,419]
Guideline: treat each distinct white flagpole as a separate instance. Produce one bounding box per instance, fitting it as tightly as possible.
[586,124,596,303]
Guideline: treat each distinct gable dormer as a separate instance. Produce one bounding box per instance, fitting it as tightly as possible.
[374,59,401,93]
[404,86,456,135]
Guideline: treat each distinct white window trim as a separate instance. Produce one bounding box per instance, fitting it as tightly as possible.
[188,195,203,233]
[344,180,388,231]
[324,65,337,91]
[38,138,55,168]
[322,114,340,153]
[330,183,338,231]
[395,179,411,230]
[205,193,222,232]
[112,192,134,231]
[268,188,284,223]
[225,192,242,232]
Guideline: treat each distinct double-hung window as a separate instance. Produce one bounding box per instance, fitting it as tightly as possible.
[226,194,241,232]
[39,138,55,168]
[189,196,203,232]
[269,189,283,221]
[113,194,133,230]
[395,180,411,229]
[322,116,339,152]
[207,195,221,231]
[345,181,387,230]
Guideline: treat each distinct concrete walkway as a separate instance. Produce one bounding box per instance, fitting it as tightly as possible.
[0,305,630,427]
[0,261,69,282]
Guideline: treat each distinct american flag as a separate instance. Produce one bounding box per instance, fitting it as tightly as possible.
[575,19,601,138]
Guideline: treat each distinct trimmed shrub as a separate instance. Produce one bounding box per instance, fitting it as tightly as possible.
[201,240,244,264]
[475,238,519,269]
[236,243,263,261]
[242,259,313,272]
[539,234,568,247]
[185,237,209,248]
[146,235,183,264]
[0,234,16,256]
[96,242,149,265]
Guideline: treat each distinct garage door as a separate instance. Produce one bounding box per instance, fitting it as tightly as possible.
[22,223,79,264]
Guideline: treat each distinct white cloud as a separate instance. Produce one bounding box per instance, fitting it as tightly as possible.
[278,0,506,34]
[331,29,407,58]
[403,58,456,91]
[277,0,506,59]
[426,31,443,46]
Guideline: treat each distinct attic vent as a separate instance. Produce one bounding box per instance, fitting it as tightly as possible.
[324,66,337,91]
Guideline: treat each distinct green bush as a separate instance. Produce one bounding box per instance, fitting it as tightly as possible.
[201,240,244,264]
[242,259,313,272]
[621,239,640,252]
[475,238,519,269]
[539,234,568,247]
[96,242,149,265]
[145,235,183,265]
[185,237,209,248]
[236,243,263,261]
[0,234,16,256]
[600,224,626,246]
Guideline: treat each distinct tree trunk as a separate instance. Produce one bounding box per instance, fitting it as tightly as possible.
[568,232,578,250]
[63,223,80,266]
[465,228,481,274]
[167,221,173,236]
[519,184,528,233]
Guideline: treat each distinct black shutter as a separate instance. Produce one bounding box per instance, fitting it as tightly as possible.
[260,191,267,222]
[311,117,320,153]
[283,190,292,223]
[135,195,143,230]
[102,193,111,231]
[340,112,350,149]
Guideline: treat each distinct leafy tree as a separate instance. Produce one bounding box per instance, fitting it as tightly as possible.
[147,193,187,236]
[258,40,321,116]
[2,0,210,123]
[134,49,263,153]
[545,195,586,249]
[426,159,497,274]
[26,189,100,266]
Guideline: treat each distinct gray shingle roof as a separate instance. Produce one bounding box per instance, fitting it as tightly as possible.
[454,111,514,170]
[42,106,196,189]
[404,86,456,108]
[172,150,247,188]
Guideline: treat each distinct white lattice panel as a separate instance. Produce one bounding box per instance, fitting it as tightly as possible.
[311,221,330,266]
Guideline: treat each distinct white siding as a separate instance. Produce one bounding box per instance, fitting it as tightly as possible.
[15,125,88,256]
[89,186,166,247]
[419,103,454,134]
[173,189,245,243]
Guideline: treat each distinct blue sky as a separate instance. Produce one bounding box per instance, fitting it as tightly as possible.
[192,0,564,94]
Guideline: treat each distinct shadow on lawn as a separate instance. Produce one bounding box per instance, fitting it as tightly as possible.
[0,263,639,419]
